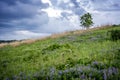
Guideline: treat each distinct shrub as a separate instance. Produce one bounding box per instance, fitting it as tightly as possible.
[112,24,120,27]
[41,44,61,54]
[41,44,71,54]
[108,30,120,41]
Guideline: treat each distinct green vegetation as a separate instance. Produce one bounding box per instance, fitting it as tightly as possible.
[0,25,120,80]
[108,29,120,41]
[80,13,93,29]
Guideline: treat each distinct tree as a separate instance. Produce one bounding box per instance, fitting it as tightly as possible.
[80,13,93,29]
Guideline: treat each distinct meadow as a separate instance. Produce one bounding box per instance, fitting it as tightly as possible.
[0,25,120,80]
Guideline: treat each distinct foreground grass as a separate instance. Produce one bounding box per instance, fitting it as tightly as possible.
[0,25,120,80]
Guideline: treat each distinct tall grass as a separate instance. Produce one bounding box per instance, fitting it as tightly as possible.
[0,25,120,80]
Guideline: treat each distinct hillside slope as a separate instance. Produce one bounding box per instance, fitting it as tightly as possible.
[0,25,120,80]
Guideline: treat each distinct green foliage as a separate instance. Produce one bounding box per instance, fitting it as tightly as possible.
[42,44,61,54]
[56,57,76,70]
[108,29,120,41]
[41,43,71,54]
[80,13,93,29]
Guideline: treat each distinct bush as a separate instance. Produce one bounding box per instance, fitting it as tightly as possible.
[112,24,120,27]
[41,43,71,54]
[108,30,120,41]
[41,44,61,54]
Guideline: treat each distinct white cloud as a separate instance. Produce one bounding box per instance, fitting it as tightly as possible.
[3,30,51,40]
[0,30,51,40]
[76,0,80,2]
[38,15,80,33]
[69,3,75,7]
[78,0,99,13]
[41,7,62,18]
[41,0,52,6]
[15,30,40,36]
[41,7,73,18]
[93,11,120,26]
[63,0,70,3]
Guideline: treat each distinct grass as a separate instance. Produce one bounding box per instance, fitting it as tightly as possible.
[0,25,120,80]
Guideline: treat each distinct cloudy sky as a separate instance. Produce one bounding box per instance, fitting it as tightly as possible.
[0,0,120,40]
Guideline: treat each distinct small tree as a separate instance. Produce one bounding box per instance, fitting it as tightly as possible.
[80,13,93,29]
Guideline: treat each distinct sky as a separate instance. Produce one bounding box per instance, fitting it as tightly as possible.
[0,0,120,40]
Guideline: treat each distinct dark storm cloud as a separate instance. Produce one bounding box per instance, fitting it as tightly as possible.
[0,0,49,20]
[0,0,48,6]
[0,0,50,40]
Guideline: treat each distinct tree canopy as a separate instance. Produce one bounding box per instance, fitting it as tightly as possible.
[80,13,93,29]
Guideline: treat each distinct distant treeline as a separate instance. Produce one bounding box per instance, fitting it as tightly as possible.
[112,24,120,27]
[0,40,18,44]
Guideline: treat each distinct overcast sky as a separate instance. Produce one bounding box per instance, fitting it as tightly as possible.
[0,0,120,40]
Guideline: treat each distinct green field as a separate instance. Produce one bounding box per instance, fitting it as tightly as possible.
[0,25,120,80]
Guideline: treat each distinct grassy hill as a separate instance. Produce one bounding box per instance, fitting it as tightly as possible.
[0,25,120,80]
